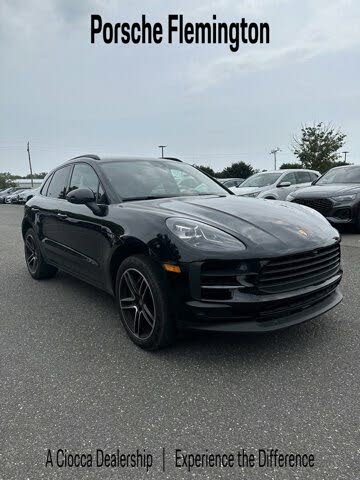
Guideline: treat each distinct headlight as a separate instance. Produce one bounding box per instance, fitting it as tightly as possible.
[166,218,246,251]
[331,194,356,203]
[242,192,260,198]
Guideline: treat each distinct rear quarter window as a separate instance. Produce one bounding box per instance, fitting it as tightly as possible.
[41,174,53,195]
[46,166,72,199]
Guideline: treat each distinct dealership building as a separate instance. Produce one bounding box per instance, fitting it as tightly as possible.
[14,179,43,189]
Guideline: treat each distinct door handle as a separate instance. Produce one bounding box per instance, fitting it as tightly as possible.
[57,213,68,219]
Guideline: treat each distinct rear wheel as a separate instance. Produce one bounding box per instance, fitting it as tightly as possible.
[116,255,176,350]
[24,228,58,279]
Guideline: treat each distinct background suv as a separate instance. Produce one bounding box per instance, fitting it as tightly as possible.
[230,169,320,200]
[287,165,360,231]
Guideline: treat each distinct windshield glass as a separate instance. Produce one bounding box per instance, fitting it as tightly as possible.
[316,166,360,185]
[100,160,228,201]
[241,172,282,188]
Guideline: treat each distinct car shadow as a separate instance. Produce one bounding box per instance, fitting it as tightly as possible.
[51,270,341,367]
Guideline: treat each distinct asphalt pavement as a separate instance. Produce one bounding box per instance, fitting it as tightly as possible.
[0,205,359,479]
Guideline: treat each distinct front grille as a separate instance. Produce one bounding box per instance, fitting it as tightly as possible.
[292,197,333,216]
[258,243,341,294]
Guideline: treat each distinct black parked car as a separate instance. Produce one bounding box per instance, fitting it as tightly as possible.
[22,155,342,349]
[287,165,360,231]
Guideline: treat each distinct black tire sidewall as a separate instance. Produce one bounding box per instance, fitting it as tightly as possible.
[25,228,42,278]
[24,228,57,279]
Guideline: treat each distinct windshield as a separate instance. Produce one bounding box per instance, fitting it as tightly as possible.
[241,172,282,188]
[316,166,360,185]
[100,160,229,201]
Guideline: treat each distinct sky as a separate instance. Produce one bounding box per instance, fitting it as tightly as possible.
[1,0,360,175]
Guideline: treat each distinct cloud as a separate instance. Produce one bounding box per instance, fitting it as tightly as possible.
[189,0,360,91]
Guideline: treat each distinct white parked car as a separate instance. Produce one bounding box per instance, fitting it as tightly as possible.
[230,169,320,200]
[18,187,41,204]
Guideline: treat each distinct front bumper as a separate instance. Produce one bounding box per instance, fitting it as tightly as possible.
[179,244,342,332]
[184,283,342,332]
[291,197,360,225]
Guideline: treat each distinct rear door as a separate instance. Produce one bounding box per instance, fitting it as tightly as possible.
[39,165,73,266]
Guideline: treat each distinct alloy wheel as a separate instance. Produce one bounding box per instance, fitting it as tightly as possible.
[119,268,156,339]
[25,234,38,274]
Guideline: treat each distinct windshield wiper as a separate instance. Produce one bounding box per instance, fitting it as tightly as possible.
[122,193,228,202]
[122,195,180,202]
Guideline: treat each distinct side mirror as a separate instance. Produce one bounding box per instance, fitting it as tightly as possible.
[277,181,291,188]
[66,188,107,217]
[66,188,95,205]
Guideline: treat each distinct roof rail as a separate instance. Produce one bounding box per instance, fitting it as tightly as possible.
[69,154,101,161]
[161,156,182,162]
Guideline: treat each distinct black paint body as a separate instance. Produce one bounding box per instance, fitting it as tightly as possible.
[22,156,343,332]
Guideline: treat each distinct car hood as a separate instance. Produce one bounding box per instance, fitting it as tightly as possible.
[291,184,360,198]
[231,186,265,195]
[123,195,339,256]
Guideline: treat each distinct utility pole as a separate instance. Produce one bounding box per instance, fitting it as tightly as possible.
[343,151,349,163]
[270,147,281,170]
[27,141,34,187]
[158,145,167,158]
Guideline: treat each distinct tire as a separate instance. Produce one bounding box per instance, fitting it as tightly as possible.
[115,255,176,350]
[24,228,58,279]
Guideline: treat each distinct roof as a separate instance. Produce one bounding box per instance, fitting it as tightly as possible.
[68,154,182,163]
[255,169,318,174]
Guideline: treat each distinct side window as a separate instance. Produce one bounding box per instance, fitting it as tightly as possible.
[41,174,53,195]
[281,172,296,185]
[295,171,311,184]
[98,183,108,204]
[46,166,72,199]
[309,172,319,182]
[69,163,107,204]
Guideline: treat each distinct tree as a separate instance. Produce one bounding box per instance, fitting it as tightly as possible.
[293,123,347,173]
[0,172,17,190]
[280,162,302,170]
[24,172,47,179]
[217,161,255,179]
[196,165,215,177]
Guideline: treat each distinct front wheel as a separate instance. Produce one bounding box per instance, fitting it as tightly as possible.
[24,228,58,279]
[116,255,176,350]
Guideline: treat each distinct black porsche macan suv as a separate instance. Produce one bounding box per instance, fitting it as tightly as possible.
[22,155,343,349]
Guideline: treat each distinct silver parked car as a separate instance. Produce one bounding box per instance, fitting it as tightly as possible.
[230,169,320,200]
[4,189,26,204]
